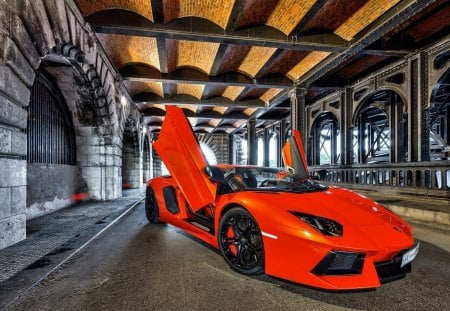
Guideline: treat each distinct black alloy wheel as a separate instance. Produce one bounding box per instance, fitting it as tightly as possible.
[218,207,264,275]
[145,187,160,223]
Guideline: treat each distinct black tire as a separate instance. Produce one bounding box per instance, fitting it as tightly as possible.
[218,207,264,275]
[145,187,160,223]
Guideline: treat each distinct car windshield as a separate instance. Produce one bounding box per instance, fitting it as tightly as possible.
[219,166,328,193]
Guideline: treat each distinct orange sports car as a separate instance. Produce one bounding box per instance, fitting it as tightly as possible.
[145,106,419,290]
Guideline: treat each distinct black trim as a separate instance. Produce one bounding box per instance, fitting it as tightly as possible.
[185,201,215,235]
[375,251,411,284]
[312,251,365,275]
[163,186,180,214]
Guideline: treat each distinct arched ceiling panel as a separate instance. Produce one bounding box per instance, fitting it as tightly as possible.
[300,0,365,35]
[163,0,236,29]
[176,83,205,99]
[234,0,279,30]
[242,88,267,99]
[124,81,164,98]
[335,0,401,41]
[260,89,283,104]
[203,86,227,99]
[176,40,221,75]
[243,108,258,116]
[213,107,229,114]
[215,45,252,76]
[238,46,277,78]
[75,0,154,21]
[287,51,331,81]
[266,0,317,35]
[222,86,245,101]
[264,50,308,77]
[97,34,160,70]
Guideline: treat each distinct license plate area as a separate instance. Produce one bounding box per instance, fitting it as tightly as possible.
[401,243,420,268]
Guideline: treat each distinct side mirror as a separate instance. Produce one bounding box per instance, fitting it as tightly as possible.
[204,166,225,183]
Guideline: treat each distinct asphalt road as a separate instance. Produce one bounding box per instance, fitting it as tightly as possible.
[4,202,450,311]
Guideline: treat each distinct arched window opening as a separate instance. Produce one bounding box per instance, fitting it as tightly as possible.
[353,90,405,164]
[311,112,340,166]
[430,68,450,160]
[257,137,264,166]
[26,70,79,217]
[269,134,278,167]
[27,72,76,165]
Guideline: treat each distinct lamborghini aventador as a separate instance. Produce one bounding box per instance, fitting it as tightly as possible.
[144,106,419,290]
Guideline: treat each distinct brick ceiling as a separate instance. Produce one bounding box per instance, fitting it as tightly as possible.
[74,0,450,134]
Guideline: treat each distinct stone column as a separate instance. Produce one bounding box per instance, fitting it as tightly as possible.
[247,119,257,165]
[76,126,122,200]
[0,35,33,249]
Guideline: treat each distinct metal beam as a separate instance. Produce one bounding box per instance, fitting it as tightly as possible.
[225,0,246,32]
[150,0,164,24]
[360,49,411,57]
[121,65,291,89]
[92,23,347,52]
[136,95,267,108]
[142,111,250,120]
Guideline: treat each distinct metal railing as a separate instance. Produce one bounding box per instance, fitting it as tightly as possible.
[309,161,450,197]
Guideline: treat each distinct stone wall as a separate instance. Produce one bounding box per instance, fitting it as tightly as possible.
[26,164,80,219]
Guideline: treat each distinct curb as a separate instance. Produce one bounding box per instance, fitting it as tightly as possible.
[386,204,450,226]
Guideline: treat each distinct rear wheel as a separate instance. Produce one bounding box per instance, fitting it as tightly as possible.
[145,187,160,223]
[218,207,264,275]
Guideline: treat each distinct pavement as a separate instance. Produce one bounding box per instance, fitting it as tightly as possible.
[0,184,448,289]
[0,188,145,284]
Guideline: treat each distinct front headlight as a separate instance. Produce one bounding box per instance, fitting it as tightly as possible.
[289,211,343,237]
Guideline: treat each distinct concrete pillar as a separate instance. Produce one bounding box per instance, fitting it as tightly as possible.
[247,120,257,165]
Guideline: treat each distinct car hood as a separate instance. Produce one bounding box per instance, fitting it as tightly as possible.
[228,187,413,251]
[239,186,409,228]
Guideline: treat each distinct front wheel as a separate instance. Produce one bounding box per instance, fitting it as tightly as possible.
[218,207,264,275]
[145,187,160,223]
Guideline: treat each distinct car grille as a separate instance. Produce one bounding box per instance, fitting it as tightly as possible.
[312,251,365,275]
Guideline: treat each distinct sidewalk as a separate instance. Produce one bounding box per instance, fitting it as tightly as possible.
[0,188,145,284]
